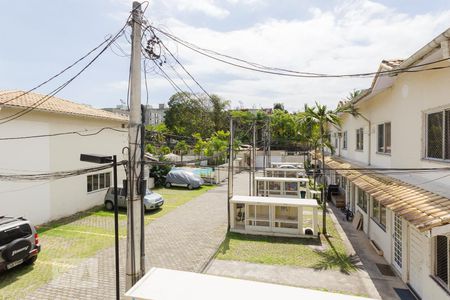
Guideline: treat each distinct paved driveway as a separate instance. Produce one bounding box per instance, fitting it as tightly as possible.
[24,172,249,300]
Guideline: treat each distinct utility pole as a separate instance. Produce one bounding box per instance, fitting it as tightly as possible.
[267,117,271,168]
[227,117,234,231]
[126,1,144,289]
[252,121,256,195]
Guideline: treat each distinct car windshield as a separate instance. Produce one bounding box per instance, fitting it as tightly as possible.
[146,189,153,195]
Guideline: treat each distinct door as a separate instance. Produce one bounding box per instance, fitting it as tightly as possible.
[393,214,402,272]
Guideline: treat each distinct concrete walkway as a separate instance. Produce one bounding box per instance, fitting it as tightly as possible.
[206,260,375,297]
[25,172,249,300]
[205,204,410,300]
[329,205,410,300]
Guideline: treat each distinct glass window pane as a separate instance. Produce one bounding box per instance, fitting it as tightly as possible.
[445,111,450,159]
[435,235,448,285]
[372,199,380,222]
[248,205,255,218]
[256,205,269,220]
[427,112,443,158]
[93,174,99,191]
[385,123,391,153]
[87,175,93,192]
[378,124,384,152]
[106,172,111,188]
[99,173,105,189]
[380,204,386,226]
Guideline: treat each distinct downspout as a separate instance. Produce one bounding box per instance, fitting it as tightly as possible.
[359,114,371,166]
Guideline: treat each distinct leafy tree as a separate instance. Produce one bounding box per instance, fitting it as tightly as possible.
[208,94,230,132]
[205,130,230,165]
[303,102,343,236]
[164,92,230,139]
[174,140,190,162]
[273,102,286,112]
[164,92,214,138]
[193,133,207,159]
[159,146,171,156]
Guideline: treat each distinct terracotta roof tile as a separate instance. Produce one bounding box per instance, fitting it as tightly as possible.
[0,90,128,122]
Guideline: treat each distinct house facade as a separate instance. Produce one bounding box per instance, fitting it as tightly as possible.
[327,28,450,299]
[0,91,128,225]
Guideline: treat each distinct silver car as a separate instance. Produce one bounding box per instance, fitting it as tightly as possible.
[104,187,164,211]
[0,216,40,272]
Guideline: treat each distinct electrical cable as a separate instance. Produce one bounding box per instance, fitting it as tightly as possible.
[0,37,113,106]
[0,17,132,125]
[0,127,127,141]
[150,25,450,79]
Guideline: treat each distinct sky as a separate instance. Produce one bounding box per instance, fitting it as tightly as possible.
[0,0,449,112]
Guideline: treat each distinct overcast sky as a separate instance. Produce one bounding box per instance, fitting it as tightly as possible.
[0,0,449,112]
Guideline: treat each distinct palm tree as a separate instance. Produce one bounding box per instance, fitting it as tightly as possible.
[303,102,347,236]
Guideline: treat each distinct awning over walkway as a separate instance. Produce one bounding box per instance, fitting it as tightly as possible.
[325,157,450,232]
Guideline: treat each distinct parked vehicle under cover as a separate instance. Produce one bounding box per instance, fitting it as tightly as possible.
[0,216,40,272]
[165,170,204,190]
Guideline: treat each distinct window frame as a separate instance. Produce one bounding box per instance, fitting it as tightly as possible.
[87,172,112,193]
[357,188,367,212]
[342,131,348,150]
[425,109,450,161]
[356,128,364,151]
[371,198,386,231]
[377,122,391,154]
[433,235,450,292]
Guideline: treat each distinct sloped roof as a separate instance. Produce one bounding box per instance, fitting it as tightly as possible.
[0,90,128,122]
[380,59,404,69]
[325,157,450,232]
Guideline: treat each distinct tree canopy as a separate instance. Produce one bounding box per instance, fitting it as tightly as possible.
[164,92,230,139]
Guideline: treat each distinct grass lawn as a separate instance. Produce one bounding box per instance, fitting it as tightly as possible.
[0,185,216,299]
[216,211,358,274]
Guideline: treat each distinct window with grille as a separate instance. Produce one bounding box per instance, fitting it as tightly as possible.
[426,110,450,160]
[371,198,386,229]
[434,235,449,290]
[343,131,347,149]
[87,172,111,192]
[357,188,367,212]
[356,128,364,150]
[377,122,391,154]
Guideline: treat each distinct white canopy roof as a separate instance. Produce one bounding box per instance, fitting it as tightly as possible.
[255,176,309,182]
[125,268,374,300]
[231,195,318,207]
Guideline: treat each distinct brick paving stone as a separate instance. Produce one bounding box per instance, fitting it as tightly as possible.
[23,172,249,300]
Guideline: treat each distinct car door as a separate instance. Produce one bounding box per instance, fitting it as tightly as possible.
[118,188,127,208]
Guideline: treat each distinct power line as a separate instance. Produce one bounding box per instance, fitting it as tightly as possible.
[0,37,113,106]
[0,161,126,182]
[0,127,127,141]
[0,15,133,126]
[150,25,450,79]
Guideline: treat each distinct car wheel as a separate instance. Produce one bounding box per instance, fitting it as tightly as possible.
[24,255,37,265]
[165,182,171,188]
[187,184,193,190]
[105,201,114,211]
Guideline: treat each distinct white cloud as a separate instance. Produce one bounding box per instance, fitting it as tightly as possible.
[111,0,229,19]
[147,0,450,109]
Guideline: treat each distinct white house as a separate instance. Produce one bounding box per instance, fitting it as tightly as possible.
[326,28,450,300]
[0,90,128,225]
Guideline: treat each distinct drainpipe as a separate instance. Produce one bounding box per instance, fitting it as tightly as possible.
[359,114,371,166]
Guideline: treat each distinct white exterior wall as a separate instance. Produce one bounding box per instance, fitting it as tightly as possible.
[331,61,450,194]
[0,109,127,225]
[0,117,51,223]
[329,59,450,298]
